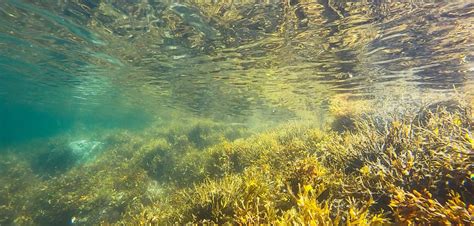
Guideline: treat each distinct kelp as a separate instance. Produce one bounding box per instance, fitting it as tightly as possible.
[0,100,473,225]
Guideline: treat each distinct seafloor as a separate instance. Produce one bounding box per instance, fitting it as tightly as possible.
[0,97,472,225]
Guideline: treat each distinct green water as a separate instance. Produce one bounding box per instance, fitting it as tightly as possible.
[0,1,473,225]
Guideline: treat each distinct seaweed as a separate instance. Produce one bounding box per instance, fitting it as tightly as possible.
[0,100,472,224]
[31,145,77,177]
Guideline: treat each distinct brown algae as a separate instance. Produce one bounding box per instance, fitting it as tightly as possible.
[0,101,473,225]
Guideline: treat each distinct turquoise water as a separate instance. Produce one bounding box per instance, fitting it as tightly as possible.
[0,1,473,138]
[1,1,472,141]
[0,0,473,224]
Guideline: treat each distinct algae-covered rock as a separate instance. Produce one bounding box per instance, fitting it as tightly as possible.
[30,139,103,177]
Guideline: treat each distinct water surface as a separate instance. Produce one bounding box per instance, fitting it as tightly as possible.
[1,1,472,137]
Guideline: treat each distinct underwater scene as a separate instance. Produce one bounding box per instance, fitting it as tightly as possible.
[0,0,473,225]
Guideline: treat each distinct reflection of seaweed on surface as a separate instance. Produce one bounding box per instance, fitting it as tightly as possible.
[0,100,473,224]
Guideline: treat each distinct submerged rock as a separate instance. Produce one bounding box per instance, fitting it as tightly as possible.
[31,139,103,177]
[68,139,103,163]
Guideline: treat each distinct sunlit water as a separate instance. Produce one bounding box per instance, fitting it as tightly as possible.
[0,0,473,224]
[1,0,473,146]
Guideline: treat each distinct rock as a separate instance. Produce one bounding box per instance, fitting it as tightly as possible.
[68,140,103,162]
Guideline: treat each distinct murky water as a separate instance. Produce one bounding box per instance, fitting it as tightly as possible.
[0,0,473,224]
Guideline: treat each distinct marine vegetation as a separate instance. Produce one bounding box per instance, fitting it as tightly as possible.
[0,99,473,225]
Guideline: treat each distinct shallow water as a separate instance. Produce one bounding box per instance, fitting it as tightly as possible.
[0,0,473,224]
[1,0,473,145]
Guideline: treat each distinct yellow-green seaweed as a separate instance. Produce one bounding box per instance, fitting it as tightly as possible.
[0,100,473,225]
